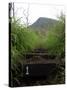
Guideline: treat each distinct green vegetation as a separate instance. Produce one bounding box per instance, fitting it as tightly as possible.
[11,20,41,86]
[11,15,65,64]
[11,14,65,87]
[43,15,65,57]
[11,21,40,64]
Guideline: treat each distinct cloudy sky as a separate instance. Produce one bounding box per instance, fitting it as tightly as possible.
[14,2,65,25]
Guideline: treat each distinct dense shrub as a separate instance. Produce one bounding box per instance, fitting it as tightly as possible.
[11,21,39,63]
[11,21,40,86]
[10,15,65,86]
[43,15,65,58]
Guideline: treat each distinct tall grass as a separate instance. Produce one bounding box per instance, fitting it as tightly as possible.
[41,15,65,57]
[11,20,41,86]
[11,21,40,63]
[11,14,65,86]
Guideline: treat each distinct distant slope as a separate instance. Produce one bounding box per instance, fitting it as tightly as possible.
[29,17,57,31]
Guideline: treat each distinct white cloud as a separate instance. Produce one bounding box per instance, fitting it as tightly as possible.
[14,2,65,25]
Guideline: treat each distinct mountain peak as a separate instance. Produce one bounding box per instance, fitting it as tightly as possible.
[29,17,57,31]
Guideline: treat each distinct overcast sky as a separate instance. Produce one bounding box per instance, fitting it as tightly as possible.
[14,2,65,25]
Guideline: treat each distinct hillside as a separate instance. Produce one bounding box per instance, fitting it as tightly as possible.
[29,17,57,32]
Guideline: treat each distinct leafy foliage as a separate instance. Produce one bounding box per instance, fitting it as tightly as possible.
[10,14,65,86]
[43,15,65,57]
[11,21,39,63]
[11,20,40,86]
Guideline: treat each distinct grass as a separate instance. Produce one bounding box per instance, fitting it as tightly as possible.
[11,21,40,64]
[10,15,65,87]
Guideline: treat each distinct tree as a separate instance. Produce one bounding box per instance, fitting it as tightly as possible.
[22,3,30,27]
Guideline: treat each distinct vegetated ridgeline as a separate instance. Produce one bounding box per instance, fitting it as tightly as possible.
[29,17,57,31]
